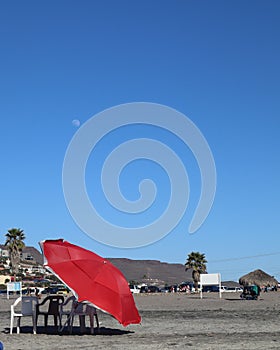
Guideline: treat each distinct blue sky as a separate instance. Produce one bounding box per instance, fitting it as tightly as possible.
[1,1,279,282]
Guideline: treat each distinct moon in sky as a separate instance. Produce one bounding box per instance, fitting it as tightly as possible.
[72,119,81,128]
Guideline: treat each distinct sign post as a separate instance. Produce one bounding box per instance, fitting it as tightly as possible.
[200,273,221,299]
[7,282,22,299]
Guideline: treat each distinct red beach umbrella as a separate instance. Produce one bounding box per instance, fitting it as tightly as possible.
[40,239,141,327]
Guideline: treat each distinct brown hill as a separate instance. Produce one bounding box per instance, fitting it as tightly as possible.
[108,258,192,286]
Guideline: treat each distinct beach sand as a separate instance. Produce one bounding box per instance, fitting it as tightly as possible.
[1,291,280,349]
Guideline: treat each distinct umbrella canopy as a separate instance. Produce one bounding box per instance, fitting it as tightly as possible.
[40,239,141,326]
[239,269,278,287]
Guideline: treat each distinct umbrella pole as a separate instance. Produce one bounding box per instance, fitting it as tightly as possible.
[59,303,78,334]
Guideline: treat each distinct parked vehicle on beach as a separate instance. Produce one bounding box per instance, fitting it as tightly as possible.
[129,285,140,294]
[223,287,243,293]
[220,286,228,292]
[240,285,260,300]
[140,285,160,293]
[22,287,45,295]
[147,285,160,293]
[202,285,220,293]
[140,286,148,293]
[41,284,69,295]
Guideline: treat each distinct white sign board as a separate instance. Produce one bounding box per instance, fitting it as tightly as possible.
[7,282,22,299]
[200,273,221,299]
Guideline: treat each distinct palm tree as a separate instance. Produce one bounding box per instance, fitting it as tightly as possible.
[185,252,207,292]
[4,228,26,277]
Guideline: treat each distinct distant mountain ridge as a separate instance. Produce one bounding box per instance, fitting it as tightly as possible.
[108,258,192,285]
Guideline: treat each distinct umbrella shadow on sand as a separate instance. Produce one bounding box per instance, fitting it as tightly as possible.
[4,326,134,336]
[224,298,263,301]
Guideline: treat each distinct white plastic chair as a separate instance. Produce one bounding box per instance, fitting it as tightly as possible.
[59,296,99,334]
[10,296,38,334]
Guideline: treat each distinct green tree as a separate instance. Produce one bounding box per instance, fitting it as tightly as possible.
[4,228,26,276]
[185,252,207,292]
